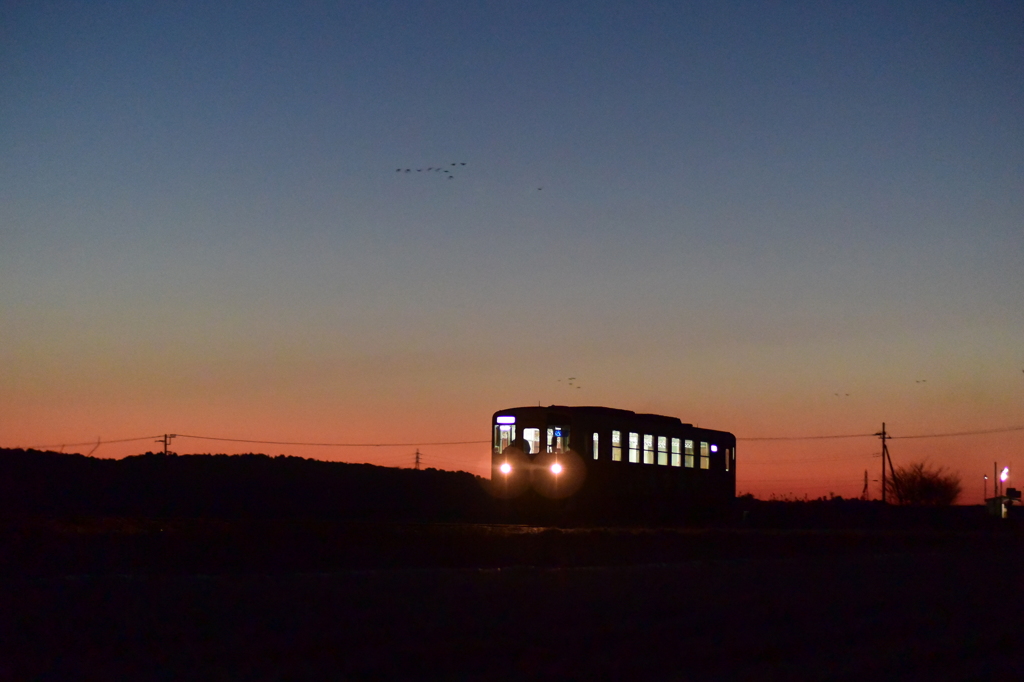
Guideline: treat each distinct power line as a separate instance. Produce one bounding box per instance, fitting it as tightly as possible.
[740,453,875,464]
[739,433,874,441]
[175,434,490,447]
[22,435,163,449]
[16,423,1024,455]
[890,425,1024,439]
[739,425,1024,441]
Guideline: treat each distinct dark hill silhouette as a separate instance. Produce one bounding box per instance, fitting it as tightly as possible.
[0,449,496,521]
[0,449,1002,528]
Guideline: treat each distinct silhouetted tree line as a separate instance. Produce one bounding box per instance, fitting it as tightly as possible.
[0,449,497,522]
[888,462,962,506]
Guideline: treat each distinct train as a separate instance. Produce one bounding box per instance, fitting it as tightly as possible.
[491,405,736,517]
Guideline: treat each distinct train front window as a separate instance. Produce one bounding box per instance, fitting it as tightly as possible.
[494,424,516,453]
[657,436,668,466]
[685,439,694,468]
[592,433,599,460]
[523,428,540,456]
[612,430,622,461]
[671,438,681,467]
[547,426,569,453]
[643,435,654,464]
[700,441,710,469]
[628,432,639,463]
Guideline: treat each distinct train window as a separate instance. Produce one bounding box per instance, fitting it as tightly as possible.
[523,428,540,456]
[671,438,681,467]
[592,432,599,460]
[628,432,639,463]
[494,424,516,453]
[612,430,622,462]
[724,446,730,471]
[700,442,710,469]
[547,426,570,453]
[643,435,654,464]
[684,439,694,468]
[657,436,668,466]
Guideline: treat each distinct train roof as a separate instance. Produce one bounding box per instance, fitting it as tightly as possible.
[495,405,683,421]
[495,403,737,436]
[495,404,678,416]
[493,405,734,437]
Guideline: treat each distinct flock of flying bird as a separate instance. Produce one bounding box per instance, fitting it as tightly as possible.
[394,162,544,189]
[396,162,467,179]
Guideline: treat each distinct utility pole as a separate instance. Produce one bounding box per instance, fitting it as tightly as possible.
[876,423,887,502]
[156,434,177,455]
[875,423,895,503]
[862,470,868,500]
[415,449,421,470]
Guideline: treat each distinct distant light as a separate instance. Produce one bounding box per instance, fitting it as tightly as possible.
[710,444,718,453]
[496,416,516,424]
[499,425,512,433]
[1001,467,1010,482]
[550,463,563,474]
[500,462,512,475]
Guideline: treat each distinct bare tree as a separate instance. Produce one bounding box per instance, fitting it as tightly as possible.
[888,462,962,506]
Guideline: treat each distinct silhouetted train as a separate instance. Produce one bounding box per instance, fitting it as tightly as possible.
[491,405,735,513]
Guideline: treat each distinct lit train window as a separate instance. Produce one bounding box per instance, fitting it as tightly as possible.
[612,430,622,462]
[547,426,570,453]
[671,438,681,467]
[628,432,639,463]
[700,442,710,469]
[685,439,694,468]
[657,436,668,466]
[643,435,654,464]
[592,432,599,460]
[523,428,540,456]
[725,447,730,472]
[494,424,516,453]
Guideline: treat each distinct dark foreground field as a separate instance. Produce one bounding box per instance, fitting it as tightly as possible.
[2,519,1022,680]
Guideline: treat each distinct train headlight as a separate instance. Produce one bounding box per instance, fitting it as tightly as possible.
[500,462,512,475]
[550,462,563,475]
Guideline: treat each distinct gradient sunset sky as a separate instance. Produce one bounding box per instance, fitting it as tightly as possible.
[2,0,1022,502]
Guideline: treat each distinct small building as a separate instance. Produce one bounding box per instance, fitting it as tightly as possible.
[986,487,1022,519]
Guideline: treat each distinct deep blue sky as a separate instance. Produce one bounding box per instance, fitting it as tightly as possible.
[2,0,1022,499]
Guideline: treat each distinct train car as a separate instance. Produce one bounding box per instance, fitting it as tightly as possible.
[491,405,736,516]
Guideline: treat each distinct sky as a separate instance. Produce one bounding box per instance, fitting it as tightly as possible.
[2,0,1022,503]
